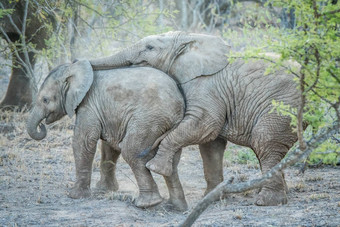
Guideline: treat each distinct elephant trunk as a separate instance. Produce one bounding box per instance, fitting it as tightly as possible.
[26,106,47,140]
[90,46,133,70]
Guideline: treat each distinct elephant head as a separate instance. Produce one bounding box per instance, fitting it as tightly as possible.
[90,31,230,84]
[27,60,93,140]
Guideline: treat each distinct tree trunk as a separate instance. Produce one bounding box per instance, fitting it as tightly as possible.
[0,0,52,111]
[0,51,35,110]
[69,2,79,61]
[181,0,188,30]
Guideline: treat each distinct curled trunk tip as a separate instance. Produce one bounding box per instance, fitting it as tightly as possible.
[27,122,47,140]
[26,107,47,140]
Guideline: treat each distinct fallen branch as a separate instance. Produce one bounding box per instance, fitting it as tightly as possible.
[179,123,339,227]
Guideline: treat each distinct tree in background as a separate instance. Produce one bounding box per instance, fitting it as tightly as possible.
[1,0,338,164]
[0,0,298,110]
[0,1,52,109]
[0,0,173,110]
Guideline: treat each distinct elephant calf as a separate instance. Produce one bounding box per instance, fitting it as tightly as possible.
[26,60,187,210]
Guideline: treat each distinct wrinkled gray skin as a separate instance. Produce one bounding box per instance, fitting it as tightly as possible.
[90,31,302,206]
[26,60,187,210]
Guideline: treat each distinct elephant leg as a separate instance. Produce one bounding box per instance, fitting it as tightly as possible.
[199,137,226,196]
[120,139,162,208]
[146,114,224,177]
[96,141,120,192]
[254,144,288,206]
[69,123,100,199]
[163,149,188,211]
[251,116,296,206]
[124,156,163,208]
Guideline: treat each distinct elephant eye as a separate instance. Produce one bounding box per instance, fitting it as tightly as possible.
[146,45,154,50]
[42,97,49,104]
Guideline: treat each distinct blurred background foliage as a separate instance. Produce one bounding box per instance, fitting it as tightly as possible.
[0,0,339,165]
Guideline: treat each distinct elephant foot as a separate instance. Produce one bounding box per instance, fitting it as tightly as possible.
[135,191,163,208]
[146,154,173,177]
[255,187,287,206]
[68,186,91,199]
[165,198,188,211]
[95,178,119,192]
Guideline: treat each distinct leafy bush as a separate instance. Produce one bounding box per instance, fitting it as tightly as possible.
[224,0,339,166]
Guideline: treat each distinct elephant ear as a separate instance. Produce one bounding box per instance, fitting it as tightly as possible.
[64,60,94,118]
[171,33,230,84]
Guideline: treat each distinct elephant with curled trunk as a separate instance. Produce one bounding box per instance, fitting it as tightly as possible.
[26,60,187,210]
[90,31,303,206]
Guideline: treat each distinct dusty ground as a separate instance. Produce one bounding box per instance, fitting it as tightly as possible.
[0,111,339,226]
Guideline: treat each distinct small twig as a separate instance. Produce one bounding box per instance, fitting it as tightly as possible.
[297,26,310,151]
[314,150,340,155]
[73,0,105,17]
[1,3,22,35]
[1,1,37,93]
[21,0,36,85]
[331,135,340,144]
[321,8,340,16]
[307,160,323,168]
[229,55,301,79]
[298,160,308,174]
[305,47,320,93]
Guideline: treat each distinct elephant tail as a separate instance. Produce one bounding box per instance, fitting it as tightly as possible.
[138,130,172,158]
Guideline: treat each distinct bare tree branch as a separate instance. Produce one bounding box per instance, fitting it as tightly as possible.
[305,47,320,93]
[0,0,37,93]
[21,0,36,89]
[0,3,21,35]
[328,69,340,84]
[322,8,340,16]
[229,55,301,79]
[297,50,308,151]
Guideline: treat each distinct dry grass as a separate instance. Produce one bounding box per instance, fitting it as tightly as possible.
[106,191,135,203]
[0,109,75,194]
[232,209,244,220]
[288,180,308,192]
[309,193,331,201]
[242,189,255,197]
[238,174,249,182]
[305,175,324,182]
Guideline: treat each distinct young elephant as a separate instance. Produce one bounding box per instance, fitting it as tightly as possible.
[26,60,187,210]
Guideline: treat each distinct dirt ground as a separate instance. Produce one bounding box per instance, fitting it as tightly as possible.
[0,111,339,227]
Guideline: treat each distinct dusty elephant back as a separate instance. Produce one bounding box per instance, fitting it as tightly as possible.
[93,67,184,117]
[83,67,185,149]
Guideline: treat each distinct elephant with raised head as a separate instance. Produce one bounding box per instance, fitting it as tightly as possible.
[26,60,187,210]
[90,31,302,206]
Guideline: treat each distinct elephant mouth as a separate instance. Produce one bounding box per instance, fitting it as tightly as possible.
[45,112,60,125]
[45,113,53,125]
[135,60,149,67]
